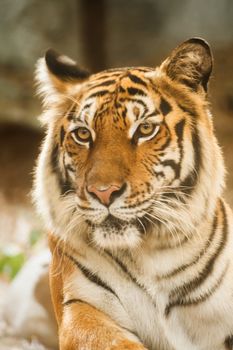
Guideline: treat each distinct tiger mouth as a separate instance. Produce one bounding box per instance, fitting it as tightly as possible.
[87,214,150,234]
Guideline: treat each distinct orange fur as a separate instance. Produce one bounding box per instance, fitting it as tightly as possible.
[49,235,147,350]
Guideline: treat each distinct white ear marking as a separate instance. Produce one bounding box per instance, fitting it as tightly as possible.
[57,55,77,66]
[144,68,164,79]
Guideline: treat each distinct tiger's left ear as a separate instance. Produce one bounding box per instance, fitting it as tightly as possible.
[160,38,213,92]
[35,49,90,107]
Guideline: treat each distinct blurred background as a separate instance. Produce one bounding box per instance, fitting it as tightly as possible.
[0,0,232,348]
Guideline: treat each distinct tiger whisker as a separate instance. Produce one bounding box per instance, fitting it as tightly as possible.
[142,211,184,251]
[136,217,147,235]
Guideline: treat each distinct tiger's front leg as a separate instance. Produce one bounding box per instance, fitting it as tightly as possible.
[59,301,148,350]
[49,235,147,350]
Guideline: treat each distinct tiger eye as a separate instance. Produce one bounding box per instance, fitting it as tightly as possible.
[72,127,91,143]
[138,123,155,136]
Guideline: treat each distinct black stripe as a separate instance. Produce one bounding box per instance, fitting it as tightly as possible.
[180,122,201,194]
[60,126,65,146]
[118,85,126,93]
[159,209,218,280]
[160,159,180,179]
[88,90,110,98]
[50,144,74,195]
[132,99,149,114]
[192,123,202,174]
[127,73,147,86]
[104,251,140,286]
[180,79,198,92]
[160,97,172,116]
[63,298,96,310]
[118,98,148,115]
[65,253,118,298]
[179,172,195,194]
[66,105,76,121]
[127,87,146,96]
[180,263,228,306]
[104,251,156,307]
[92,79,116,88]
[62,153,74,192]
[67,151,78,157]
[175,201,227,295]
[66,164,75,173]
[165,262,228,316]
[51,143,59,173]
[63,298,84,306]
[155,135,171,152]
[154,171,165,178]
[158,120,185,185]
[145,109,160,118]
[94,73,121,81]
[82,103,92,110]
[166,200,228,316]
[225,335,233,349]
[60,179,73,195]
[175,119,185,158]
[177,103,197,118]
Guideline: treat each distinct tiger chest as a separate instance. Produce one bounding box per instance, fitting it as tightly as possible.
[63,249,173,350]
[62,243,233,350]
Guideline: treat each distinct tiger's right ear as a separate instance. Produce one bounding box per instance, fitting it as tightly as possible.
[159,38,213,92]
[35,49,90,107]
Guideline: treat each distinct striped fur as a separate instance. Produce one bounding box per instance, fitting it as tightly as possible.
[33,39,233,350]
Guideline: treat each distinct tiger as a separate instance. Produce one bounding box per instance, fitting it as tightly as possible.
[33,38,233,350]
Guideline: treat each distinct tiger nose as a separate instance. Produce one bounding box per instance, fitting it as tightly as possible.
[87,184,125,206]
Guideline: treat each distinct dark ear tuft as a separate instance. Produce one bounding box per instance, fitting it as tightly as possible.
[163,37,213,91]
[45,49,90,81]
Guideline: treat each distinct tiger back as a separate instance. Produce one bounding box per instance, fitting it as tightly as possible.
[33,38,233,350]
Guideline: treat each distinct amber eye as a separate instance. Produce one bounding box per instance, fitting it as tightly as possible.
[138,123,155,136]
[132,122,160,143]
[72,127,92,144]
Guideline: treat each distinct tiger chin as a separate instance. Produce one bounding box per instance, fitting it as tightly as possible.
[33,38,233,350]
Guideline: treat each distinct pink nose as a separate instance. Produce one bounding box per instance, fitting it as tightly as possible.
[87,184,122,206]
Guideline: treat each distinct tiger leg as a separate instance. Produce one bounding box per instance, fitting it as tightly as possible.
[60,301,148,350]
[49,234,147,350]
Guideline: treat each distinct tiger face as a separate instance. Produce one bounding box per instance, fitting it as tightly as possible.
[34,38,225,250]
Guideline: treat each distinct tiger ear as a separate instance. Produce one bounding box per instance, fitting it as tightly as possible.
[160,38,213,92]
[35,49,90,106]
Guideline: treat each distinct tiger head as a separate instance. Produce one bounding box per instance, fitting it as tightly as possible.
[34,38,225,250]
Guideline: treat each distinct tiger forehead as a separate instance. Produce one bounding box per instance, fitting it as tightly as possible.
[89,66,154,83]
[85,67,154,94]
[72,68,164,126]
